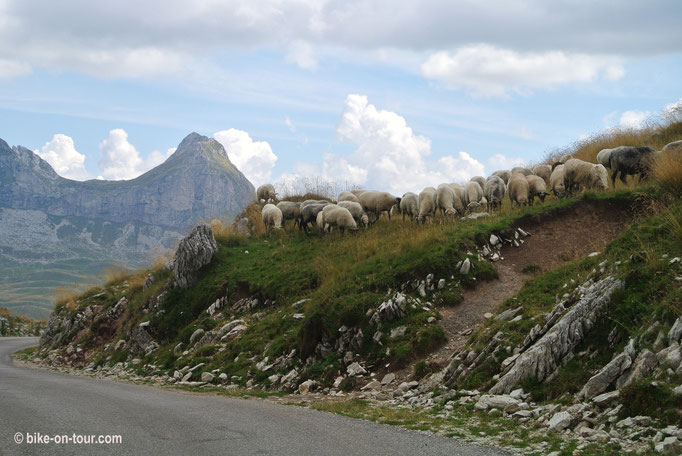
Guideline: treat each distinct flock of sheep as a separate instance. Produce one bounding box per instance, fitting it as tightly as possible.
[256,144,659,235]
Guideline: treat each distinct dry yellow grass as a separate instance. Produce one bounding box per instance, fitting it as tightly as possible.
[542,120,682,167]
[652,147,682,195]
[55,286,79,311]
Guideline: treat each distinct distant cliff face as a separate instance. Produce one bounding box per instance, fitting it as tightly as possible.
[0,132,255,230]
[0,132,256,318]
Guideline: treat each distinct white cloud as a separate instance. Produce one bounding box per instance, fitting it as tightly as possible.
[618,110,652,129]
[283,94,485,195]
[0,58,30,79]
[98,129,168,180]
[213,128,278,186]
[487,153,527,171]
[35,134,91,180]
[421,44,624,97]
[285,40,318,70]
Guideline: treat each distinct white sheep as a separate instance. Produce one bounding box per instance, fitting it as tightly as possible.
[320,205,357,234]
[261,204,282,234]
[525,175,549,205]
[358,191,401,222]
[532,164,552,184]
[550,164,566,198]
[596,148,614,168]
[484,175,506,211]
[492,170,511,184]
[464,181,485,212]
[558,153,573,164]
[349,189,367,197]
[256,184,277,203]
[435,184,463,217]
[508,173,530,208]
[511,166,532,176]
[417,187,437,223]
[399,192,419,222]
[338,191,360,203]
[276,201,302,228]
[564,158,609,194]
[470,176,486,189]
[337,201,370,227]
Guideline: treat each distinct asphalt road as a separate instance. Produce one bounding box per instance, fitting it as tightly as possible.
[0,337,509,456]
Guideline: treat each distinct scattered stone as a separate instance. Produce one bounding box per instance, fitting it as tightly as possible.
[201,372,215,383]
[483,313,493,319]
[655,436,680,455]
[490,234,500,246]
[657,342,682,370]
[298,379,316,394]
[361,380,381,391]
[548,411,573,431]
[475,395,519,410]
[579,343,634,400]
[346,362,367,376]
[189,328,205,345]
[390,326,407,338]
[495,307,523,322]
[437,279,446,290]
[592,390,620,407]
[292,313,305,320]
[381,373,395,385]
[459,258,471,275]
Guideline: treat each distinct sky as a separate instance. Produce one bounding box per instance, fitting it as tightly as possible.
[1,0,681,195]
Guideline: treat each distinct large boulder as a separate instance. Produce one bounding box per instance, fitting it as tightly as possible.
[173,225,218,289]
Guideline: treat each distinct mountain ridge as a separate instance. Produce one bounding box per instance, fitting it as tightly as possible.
[0,132,257,318]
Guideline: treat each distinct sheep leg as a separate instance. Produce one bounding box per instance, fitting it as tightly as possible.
[619,172,627,186]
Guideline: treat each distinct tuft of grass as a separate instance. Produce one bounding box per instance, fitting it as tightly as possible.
[521,264,540,274]
[619,381,682,426]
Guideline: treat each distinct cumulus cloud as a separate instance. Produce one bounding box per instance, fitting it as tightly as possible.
[35,134,91,180]
[618,110,652,129]
[98,129,169,180]
[282,94,485,195]
[213,129,278,186]
[421,45,625,96]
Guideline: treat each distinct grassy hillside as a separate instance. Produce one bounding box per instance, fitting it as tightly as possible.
[29,118,682,455]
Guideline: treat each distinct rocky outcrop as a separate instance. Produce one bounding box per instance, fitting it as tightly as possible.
[173,225,218,289]
[489,276,623,394]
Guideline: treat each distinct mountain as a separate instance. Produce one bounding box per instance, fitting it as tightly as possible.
[0,133,255,318]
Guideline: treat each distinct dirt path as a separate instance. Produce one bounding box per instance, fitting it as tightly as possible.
[404,198,635,378]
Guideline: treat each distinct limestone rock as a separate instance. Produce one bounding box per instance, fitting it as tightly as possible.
[173,224,218,289]
[669,317,682,344]
[189,328,205,345]
[657,342,682,370]
[579,348,633,400]
[616,349,658,390]
[475,394,519,410]
[548,411,574,431]
[346,362,367,376]
[201,372,215,383]
[490,277,623,394]
[381,373,396,385]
